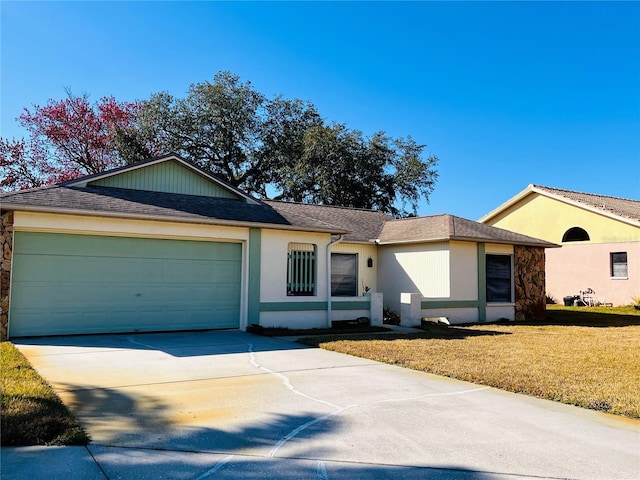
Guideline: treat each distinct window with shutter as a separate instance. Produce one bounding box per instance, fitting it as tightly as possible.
[287,243,317,296]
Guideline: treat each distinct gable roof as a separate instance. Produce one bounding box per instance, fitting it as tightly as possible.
[378,214,556,248]
[0,155,347,235]
[0,184,296,227]
[479,184,640,226]
[64,153,258,203]
[0,155,556,247]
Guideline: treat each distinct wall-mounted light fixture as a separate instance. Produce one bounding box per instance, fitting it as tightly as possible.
[367,257,373,268]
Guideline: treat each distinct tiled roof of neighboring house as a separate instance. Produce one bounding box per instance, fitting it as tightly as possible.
[480,184,640,226]
[378,214,556,247]
[265,201,391,242]
[532,185,640,223]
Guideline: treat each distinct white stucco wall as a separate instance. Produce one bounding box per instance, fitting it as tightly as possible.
[487,305,515,321]
[260,229,331,303]
[258,232,376,328]
[259,311,327,329]
[546,241,639,306]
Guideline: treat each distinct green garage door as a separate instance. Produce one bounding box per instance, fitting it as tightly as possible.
[9,232,242,337]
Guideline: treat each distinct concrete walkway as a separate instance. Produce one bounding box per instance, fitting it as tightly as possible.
[2,330,639,479]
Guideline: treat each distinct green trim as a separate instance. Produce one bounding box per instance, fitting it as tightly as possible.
[261,301,327,312]
[421,300,480,309]
[260,300,370,312]
[247,229,261,325]
[477,243,487,322]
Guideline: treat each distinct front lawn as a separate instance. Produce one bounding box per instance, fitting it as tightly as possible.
[298,306,640,418]
[0,342,89,446]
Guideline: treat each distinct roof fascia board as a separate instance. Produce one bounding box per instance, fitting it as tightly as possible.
[4,204,348,235]
[65,154,261,205]
[375,236,451,246]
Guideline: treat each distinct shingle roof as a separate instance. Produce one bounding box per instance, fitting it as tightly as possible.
[0,157,556,247]
[532,185,640,222]
[378,214,556,247]
[265,201,391,242]
[0,184,297,226]
[0,184,554,246]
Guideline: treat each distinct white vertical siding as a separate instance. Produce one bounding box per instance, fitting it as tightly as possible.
[378,242,450,312]
[449,241,478,300]
[332,242,378,294]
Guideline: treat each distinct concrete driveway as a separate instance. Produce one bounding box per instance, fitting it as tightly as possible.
[3,330,639,480]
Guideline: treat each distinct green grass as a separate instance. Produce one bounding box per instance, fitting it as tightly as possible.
[299,306,640,418]
[1,342,89,446]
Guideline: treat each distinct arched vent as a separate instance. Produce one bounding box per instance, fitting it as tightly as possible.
[562,227,590,242]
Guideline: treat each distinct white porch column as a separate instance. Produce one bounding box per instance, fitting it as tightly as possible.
[368,292,384,327]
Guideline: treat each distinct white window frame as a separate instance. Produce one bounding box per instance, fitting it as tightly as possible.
[610,252,628,279]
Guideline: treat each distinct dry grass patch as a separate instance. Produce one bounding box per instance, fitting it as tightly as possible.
[299,308,640,418]
[1,342,89,445]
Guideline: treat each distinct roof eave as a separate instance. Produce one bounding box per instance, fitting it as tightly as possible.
[375,234,557,248]
[2,203,348,235]
[449,235,560,248]
[375,236,451,245]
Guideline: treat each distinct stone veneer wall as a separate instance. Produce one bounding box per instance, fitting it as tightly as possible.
[514,245,546,321]
[1,211,14,340]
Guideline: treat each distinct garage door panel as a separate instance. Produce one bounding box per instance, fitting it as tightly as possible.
[10,232,243,337]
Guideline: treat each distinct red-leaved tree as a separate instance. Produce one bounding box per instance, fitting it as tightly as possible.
[1,92,141,191]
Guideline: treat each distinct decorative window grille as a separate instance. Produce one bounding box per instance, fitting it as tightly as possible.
[287,243,317,296]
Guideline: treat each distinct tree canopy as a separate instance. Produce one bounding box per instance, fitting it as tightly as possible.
[1,72,438,215]
[1,92,142,190]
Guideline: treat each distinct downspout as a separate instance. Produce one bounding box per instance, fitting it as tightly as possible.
[326,234,344,328]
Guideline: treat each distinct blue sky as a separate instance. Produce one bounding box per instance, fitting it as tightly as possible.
[2,1,639,219]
